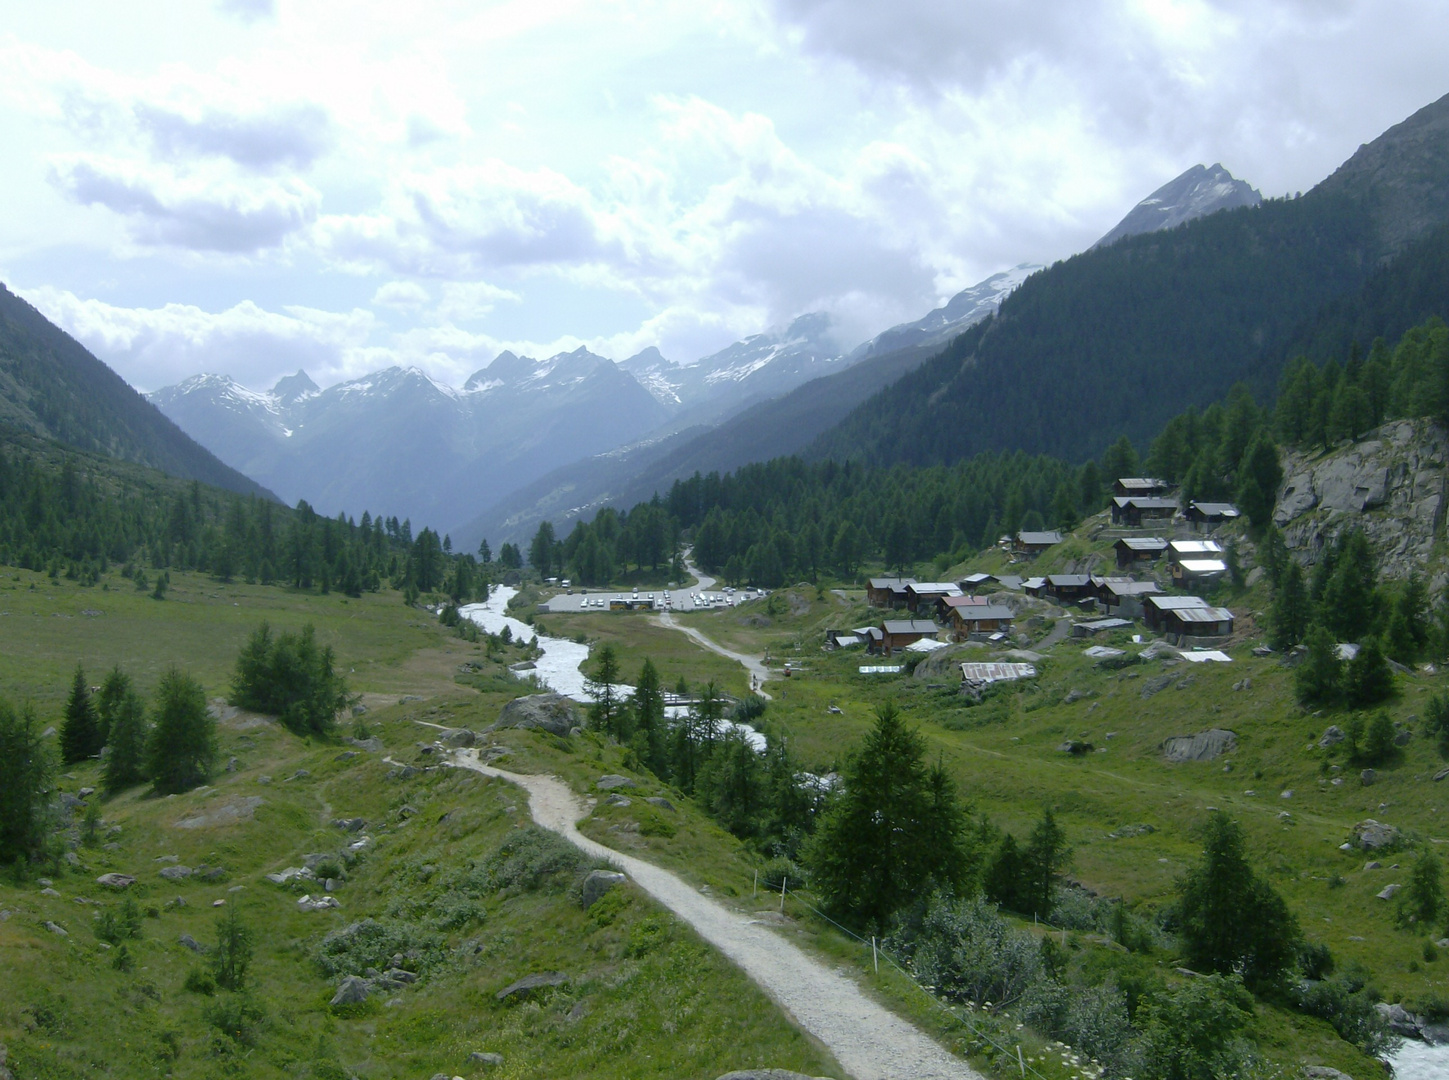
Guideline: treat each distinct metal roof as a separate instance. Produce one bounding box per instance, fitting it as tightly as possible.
[1189,501,1240,517]
[1116,537,1169,550]
[1103,580,1161,596]
[1179,650,1232,663]
[882,620,939,634]
[909,581,960,593]
[1178,559,1228,574]
[1111,496,1179,509]
[1172,606,1234,624]
[951,605,1015,621]
[942,594,990,608]
[1146,594,1212,610]
[1016,531,1063,545]
[1169,539,1224,555]
[960,572,993,585]
[960,662,1038,684]
[1115,477,1169,490]
[868,577,915,589]
[1047,574,1092,586]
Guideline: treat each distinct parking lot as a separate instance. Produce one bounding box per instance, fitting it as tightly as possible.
[539,583,766,614]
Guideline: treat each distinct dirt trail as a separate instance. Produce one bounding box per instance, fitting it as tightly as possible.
[450,752,982,1080]
[655,559,775,698]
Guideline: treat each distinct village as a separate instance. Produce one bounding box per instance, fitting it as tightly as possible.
[826,477,1244,691]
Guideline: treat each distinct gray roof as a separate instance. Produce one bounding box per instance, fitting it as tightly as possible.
[1189,501,1240,517]
[1111,496,1179,510]
[1146,594,1211,611]
[1169,539,1223,555]
[1172,606,1235,624]
[1103,580,1161,596]
[1047,574,1092,587]
[1115,477,1169,490]
[882,620,939,635]
[1016,531,1063,545]
[1117,536,1169,551]
[868,577,915,589]
[960,572,993,585]
[951,605,1015,622]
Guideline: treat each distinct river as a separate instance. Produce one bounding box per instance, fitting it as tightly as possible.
[1391,1039,1449,1078]
[458,586,594,701]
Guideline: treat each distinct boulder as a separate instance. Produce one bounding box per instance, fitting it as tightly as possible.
[1361,769,1376,785]
[596,775,636,791]
[179,933,205,952]
[332,817,367,832]
[1376,1001,1422,1037]
[1355,819,1399,849]
[1162,729,1237,763]
[1303,1068,1353,1080]
[581,869,627,908]
[604,794,631,807]
[468,1052,505,1067]
[440,728,476,748]
[1057,740,1093,756]
[1377,884,1401,901]
[159,865,192,881]
[1140,674,1176,699]
[95,873,135,890]
[1318,725,1345,748]
[44,921,67,936]
[645,796,676,812]
[496,971,568,1001]
[491,694,580,736]
[330,975,369,1007]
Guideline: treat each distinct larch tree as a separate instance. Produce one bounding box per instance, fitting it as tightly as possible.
[59,664,102,765]
[145,669,216,794]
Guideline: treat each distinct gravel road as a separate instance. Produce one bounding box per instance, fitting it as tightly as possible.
[452,752,982,1080]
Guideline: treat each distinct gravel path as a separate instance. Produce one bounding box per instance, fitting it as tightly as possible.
[655,610,775,699]
[451,752,982,1080]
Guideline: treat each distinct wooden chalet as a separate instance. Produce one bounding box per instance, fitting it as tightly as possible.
[1167,539,1227,587]
[958,572,993,592]
[1161,604,1235,640]
[906,581,962,613]
[949,603,1015,640]
[1042,574,1093,604]
[1114,536,1168,569]
[1095,578,1162,615]
[1110,496,1179,527]
[1014,530,1063,555]
[1143,594,1212,633]
[867,577,914,609]
[938,593,988,622]
[1112,477,1171,498]
[1184,501,1242,529]
[875,619,940,656]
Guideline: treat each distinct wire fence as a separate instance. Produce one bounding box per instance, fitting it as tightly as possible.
[750,871,1077,1080]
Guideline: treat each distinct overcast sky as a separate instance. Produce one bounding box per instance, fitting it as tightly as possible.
[0,0,1445,393]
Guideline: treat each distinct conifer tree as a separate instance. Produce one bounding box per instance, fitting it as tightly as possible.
[0,698,51,865]
[1295,626,1343,706]
[586,645,627,741]
[60,664,102,764]
[1178,811,1299,988]
[95,666,132,745]
[1022,807,1072,920]
[1319,530,1378,641]
[805,701,968,931]
[1268,560,1310,650]
[1235,431,1283,530]
[630,658,667,776]
[145,668,216,794]
[102,685,149,794]
[1344,639,1394,708]
[1397,851,1444,928]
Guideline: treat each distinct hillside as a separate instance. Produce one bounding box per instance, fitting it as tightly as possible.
[0,285,273,499]
[809,93,1449,470]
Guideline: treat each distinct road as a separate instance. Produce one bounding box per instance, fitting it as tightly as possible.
[655,609,774,699]
[452,753,983,1080]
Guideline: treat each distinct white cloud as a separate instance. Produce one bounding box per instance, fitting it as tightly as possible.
[371,281,430,311]
[49,156,319,253]
[135,101,333,171]
[215,0,276,24]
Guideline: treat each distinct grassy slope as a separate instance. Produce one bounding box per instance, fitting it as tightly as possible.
[0,569,839,1080]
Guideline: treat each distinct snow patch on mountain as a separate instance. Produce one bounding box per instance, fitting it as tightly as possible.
[1094,163,1261,249]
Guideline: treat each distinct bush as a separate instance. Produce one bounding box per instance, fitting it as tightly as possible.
[1022,980,1134,1075]
[888,894,1040,1007]
[1133,975,1254,1080]
[1294,975,1399,1056]
[95,897,143,945]
[466,826,595,895]
[203,993,266,1047]
[230,622,352,737]
[315,918,446,978]
[211,907,253,991]
[184,967,217,995]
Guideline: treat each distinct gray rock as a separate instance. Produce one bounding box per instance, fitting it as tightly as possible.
[581,869,627,908]
[1057,740,1093,756]
[1377,883,1402,900]
[95,873,135,890]
[1364,861,1382,871]
[716,1072,837,1080]
[351,704,368,716]
[225,756,238,772]
[1318,725,1345,748]
[1361,769,1376,785]
[1303,1068,1353,1080]
[1162,729,1237,763]
[1140,674,1176,699]
[386,765,418,781]
[604,794,632,807]
[382,967,417,984]
[1355,819,1399,849]
[1436,767,1449,782]
[331,975,370,1006]
[40,887,59,897]
[291,769,311,781]
[496,971,568,1001]
[596,774,636,790]
[1376,1001,1421,1036]
[44,921,67,936]
[468,1052,505,1067]
[1394,729,1412,747]
[159,865,192,881]
[645,796,675,812]
[179,933,205,952]
[439,728,476,747]
[1062,688,1089,704]
[345,736,383,752]
[332,817,367,832]
[491,694,580,736]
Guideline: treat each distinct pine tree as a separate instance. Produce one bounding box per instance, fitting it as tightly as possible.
[211,905,253,991]
[1295,626,1343,706]
[586,645,628,741]
[1268,561,1310,650]
[1319,530,1378,641]
[1344,638,1394,708]
[0,698,51,865]
[985,833,1028,913]
[1178,812,1299,988]
[102,686,149,794]
[630,659,667,777]
[1235,431,1283,530]
[60,664,102,764]
[1397,851,1444,928]
[805,701,968,931]
[95,666,132,745]
[145,668,216,794]
[1022,807,1072,919]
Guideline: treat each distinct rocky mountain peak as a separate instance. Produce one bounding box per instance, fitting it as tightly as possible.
[1094,163,1261,249]
[271,369,318,405]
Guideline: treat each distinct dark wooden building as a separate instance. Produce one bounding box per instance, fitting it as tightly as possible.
[1110,496,1179,527]
[1114,536,1169,568]
[867,577,914,609]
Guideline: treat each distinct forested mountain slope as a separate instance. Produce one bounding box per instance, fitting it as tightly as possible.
[810,93,1449,468]
[0,285,273,498]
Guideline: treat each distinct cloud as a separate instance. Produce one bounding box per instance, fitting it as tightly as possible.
[23,287,376,391]
[371,281,430,311]
[49,156,319,252]
[215,0,276,24]
[135,101,333,170]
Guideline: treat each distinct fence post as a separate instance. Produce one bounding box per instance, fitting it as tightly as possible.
[1017,1046,1025,1078]
[780,875,787,912]
[872,935,878,974]
[753,870,757,898]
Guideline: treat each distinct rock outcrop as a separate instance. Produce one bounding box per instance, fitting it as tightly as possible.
[1162,729,1237,763]
[1275,418,1448,587]
[490,694,580,736]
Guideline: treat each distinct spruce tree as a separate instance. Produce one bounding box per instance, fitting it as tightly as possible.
[1295,626,1342,707]
[145,669,216,794]
[103,687,149,794]
[1268,561,1310,650]
[586,645,628,741]
[1344,639,1394,708]
[0,698,52,865]
[1235,431,1283,530]
[60,664,102,764]
[805,701,968,931]
[630,658,667,776]
[1022,807,1072,919]
[96,666,132,745]
[1178,811,1299,988]
[1318,530,1378,641]
[1397,851,1444,927]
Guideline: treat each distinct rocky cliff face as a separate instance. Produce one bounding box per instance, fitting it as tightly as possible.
[1274,418,1449,588]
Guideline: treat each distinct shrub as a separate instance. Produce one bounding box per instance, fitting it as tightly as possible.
[1022,980,1134,1075]
[211,907,253,991]
[315,918,446,978]
[203,993,266,1047]
[467,826,594,895]
[1294,975,1399,1056]
[888,894,1040,1007]
[1132,975,1254,1080]
[184,967,217,995]
[95,897,143,945]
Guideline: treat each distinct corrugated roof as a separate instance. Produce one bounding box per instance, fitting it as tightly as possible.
[1047,574,1092,586]
[1146,595,1211,611]
[1117,537,1169,551]
[909,582,961,593]
[1104,581,1161,596]
[1169,539,1223,555]
[1178,559,1228,574]
[1189,502,1240,516]
[1016,531,1063,545]
[1172,606,1234,624]
[1112,496,1179,509]
[1179,650,1232,663]
[960,662,1038,683]
[952,605,1015,621]
[882,620,938,634]
[868,577,915,589]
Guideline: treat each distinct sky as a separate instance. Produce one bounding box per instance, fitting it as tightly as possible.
[0,0,1446,394]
